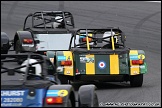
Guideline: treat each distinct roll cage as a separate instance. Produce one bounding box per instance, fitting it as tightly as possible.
[70,27,126,50]
[1,53,58,84]
[23,11,75,31]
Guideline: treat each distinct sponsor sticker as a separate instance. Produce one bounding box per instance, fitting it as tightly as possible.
[46,90,68,97]
[22,44,34,47]
[58,90,68,97]
[1,91,25,96]
[131,65,145,68]
[130,55,138,60]
[80,57,94,63]
[138,54,145,59]
[57,56,66,61]
[98,61,106,69]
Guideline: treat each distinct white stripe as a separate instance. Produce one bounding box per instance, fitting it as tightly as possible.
[145,1,161,3]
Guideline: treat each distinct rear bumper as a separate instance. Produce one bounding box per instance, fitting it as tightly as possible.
[73,74,130,82]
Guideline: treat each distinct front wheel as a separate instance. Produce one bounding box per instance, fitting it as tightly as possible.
[130,74,143,87]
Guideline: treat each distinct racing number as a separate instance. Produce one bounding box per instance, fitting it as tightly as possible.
[2,98,23,102]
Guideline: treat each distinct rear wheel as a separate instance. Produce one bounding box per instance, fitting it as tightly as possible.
[93,93,99,107]
[67,99,72,107]
[15,40,24,64]
[79,92,99,107]
[78,85,99,107]
[130,74,143,87]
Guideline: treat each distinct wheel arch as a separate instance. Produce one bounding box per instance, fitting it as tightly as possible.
[13,31,35,51]
[45,84,76,107]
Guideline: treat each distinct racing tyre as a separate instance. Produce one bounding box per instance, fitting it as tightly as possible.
[130,74,143,87]
[67,99,72,107]
[78,85,99,107]
[15,40,24,64]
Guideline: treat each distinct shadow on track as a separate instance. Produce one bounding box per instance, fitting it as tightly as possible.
[71,81,132,91]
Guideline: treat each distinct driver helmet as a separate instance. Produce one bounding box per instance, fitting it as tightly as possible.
[103,31,118,43]
[52,16,64,28]
[20,59,42,76]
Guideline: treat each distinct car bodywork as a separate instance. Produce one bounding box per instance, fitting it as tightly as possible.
[1,53,98,107]
[47,28,147,87]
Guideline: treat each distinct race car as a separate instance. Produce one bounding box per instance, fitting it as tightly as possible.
[1,53,98,107]
[13,11,75,55]
[46,28,147,87]
[1,11,75,64]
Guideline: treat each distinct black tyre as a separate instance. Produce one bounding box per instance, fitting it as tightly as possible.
[78,85,99,107]
[130,74,143,87]
[78,92,98,107]
[15,40,24,64]
[93,93,99,107]
[58,74,69,84]
[67,99,72,107]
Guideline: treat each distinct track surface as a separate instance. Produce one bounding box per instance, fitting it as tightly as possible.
[1,1,161,107]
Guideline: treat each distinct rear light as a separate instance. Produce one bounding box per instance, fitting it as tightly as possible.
[61,60,72,66]
[44,52,47,55]
[23,39,33,44]
[76,69,79,73]
[46,97,63,104]
[132,60,143,65]
[82,38,92,42]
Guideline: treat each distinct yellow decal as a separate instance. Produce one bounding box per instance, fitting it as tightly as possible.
[129,50,139,75]
[111,36,115,51]
[110,54,119,74]
[86,36,90,50]
[138,54,145,60]
[86,54,95,74]
[58,90,68,97]
[88,34,92,36]
[63,51,73,76]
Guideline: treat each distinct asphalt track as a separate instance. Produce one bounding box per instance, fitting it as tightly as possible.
[1,1,161,107]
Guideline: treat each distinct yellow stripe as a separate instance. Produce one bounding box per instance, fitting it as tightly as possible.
[63,51,73,76]
[110,54,119,74]
[86,54,95,74]
[111,36,115,51]
[129,50,139,75]
[86,36,90,50]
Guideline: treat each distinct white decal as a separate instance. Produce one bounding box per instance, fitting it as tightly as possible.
[131,65,145,68]
[22,44,34,47]
[1,91,25,96]
[2,98,23,102]
[67,71,70,74]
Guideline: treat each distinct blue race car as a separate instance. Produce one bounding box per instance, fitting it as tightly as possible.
[1,53,98,107]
